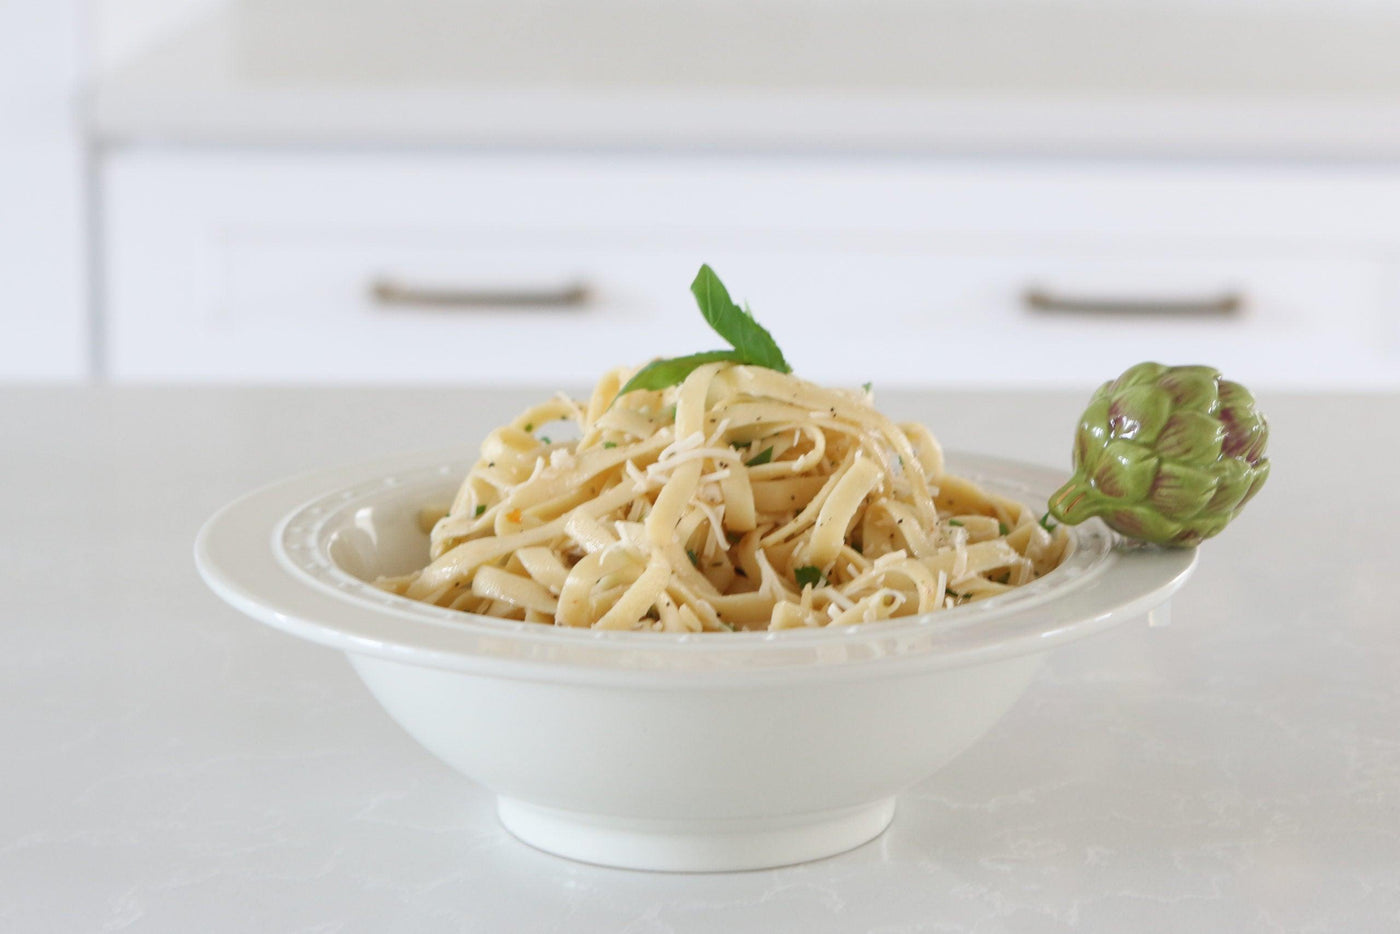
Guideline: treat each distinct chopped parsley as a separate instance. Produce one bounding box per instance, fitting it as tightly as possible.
[603,441,618,449]
[861,381,872,393]
[474,504,486,517]
[687,549,699,566]
[523,422,533,432]
[1039,512,1058,532]
[947,519,964,527]
[745,446,774,467]
[794,566,826,589]
[998,521,1009,536]
[730,439,752,450]
[539,435,551,445]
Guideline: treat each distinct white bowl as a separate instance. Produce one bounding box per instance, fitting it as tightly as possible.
[195,448,1195,872]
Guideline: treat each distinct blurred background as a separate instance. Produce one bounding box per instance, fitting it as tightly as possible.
[5,0,1400,388]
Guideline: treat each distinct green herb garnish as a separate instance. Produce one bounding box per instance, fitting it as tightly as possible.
[1039,512,1058,532]
[794,566,825,589]
[730,439,752,450]
[539,436,551,445]
[947,519,964,527]
[474,504,486,517]
[861,382,872,393]
[998,521,1010,536]
[617,265,792,396]
[620,350,742,394]
[745,446,774,467]
[603,441,617,449]
[691,265,790,373]
[687,549,699,566]
[523,423,533,432]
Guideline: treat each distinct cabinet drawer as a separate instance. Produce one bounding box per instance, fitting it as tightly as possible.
[104,151,1400,387]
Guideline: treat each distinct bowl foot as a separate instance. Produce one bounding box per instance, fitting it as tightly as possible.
[496,796,896,872]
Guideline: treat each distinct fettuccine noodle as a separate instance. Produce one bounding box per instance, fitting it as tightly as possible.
[377,363,1069,632]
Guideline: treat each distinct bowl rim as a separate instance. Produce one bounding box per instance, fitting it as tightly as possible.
[195,446,1196,686]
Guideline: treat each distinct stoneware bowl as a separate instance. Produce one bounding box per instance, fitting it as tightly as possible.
[195,448,1195,872]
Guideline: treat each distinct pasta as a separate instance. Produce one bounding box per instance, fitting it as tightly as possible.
[377,362,1069,632]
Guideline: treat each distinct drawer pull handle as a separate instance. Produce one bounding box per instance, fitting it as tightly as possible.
[370,278,591,310]
[1023,287,1243,317]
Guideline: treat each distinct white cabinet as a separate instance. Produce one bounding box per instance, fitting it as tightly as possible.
[0,0,86,380]
[103,150,1400,387]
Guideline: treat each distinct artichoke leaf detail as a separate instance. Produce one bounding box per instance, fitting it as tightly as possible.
[1048,363,1270,547]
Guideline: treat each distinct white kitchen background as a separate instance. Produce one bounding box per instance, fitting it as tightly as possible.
[6,0,1400,387]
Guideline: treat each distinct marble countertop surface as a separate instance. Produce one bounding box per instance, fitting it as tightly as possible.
[3,386,1396,933]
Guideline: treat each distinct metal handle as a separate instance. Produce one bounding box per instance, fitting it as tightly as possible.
[370,277,591,310]
[1023,286,1243,317]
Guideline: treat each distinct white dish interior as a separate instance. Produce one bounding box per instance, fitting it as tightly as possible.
[197,448,1195,871]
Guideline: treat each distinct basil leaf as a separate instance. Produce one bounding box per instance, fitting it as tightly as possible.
[613,265,794,398]
[794,565,825,589]
[691,265,791,373]
[745,446,774,466]
[617,350,741,396]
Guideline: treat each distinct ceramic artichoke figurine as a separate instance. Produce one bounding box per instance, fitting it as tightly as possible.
[1047,363,1270,547]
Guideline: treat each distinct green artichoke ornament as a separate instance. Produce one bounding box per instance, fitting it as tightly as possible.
[1047,363,1270,547]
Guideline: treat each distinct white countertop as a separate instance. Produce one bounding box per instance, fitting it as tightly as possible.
[4,386,1397,932]
[91,1,1400,158]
